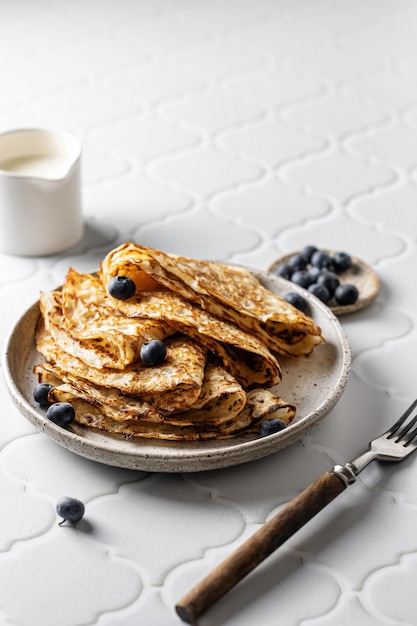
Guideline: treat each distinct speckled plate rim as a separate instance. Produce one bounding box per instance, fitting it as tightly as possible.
[1,269,351,473]
[268,251,380,316]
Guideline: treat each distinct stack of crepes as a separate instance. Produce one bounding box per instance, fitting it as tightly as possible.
[34,243,324,441]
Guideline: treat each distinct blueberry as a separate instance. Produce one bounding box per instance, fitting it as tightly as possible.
[308,283,330,303]
[334,283,359,305]
[46,402,75,427]
[284,291,308,313]
[290,270,314,289]
[332,251,352,272]
[287,253,307,272]
[107,275,136,300]
[311,250,332,269]
[140,339,167,367]
[259,418,287,437]
[300,245,318,263]
[307,266,322,282]
[56,496,85,525]
[33,383,53,407]
[275,263,292,280]
[317,270,340,297]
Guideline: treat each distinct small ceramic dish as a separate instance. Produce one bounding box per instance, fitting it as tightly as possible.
[268,251,380,316]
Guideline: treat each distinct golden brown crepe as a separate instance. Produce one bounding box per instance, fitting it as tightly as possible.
[35,359,247,425]
[63,269,280,389]
[36,320,206,413]
[100,242,323,357]
[35,357,295,440]
[43,395,295,440]
[43,268,174,370]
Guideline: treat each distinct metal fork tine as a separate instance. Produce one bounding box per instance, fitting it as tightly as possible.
[402,421,417,446]
[395,413,417,440]
[386,398,417,438]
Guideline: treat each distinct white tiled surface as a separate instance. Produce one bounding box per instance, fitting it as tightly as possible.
[1,1,417,625]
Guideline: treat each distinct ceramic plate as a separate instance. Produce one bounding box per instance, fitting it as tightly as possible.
[2,270,350,473]
[268,251,380,316]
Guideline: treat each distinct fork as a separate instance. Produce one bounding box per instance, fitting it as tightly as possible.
[176,398,417,624]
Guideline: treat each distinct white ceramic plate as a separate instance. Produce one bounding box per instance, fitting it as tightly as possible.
[2,270,350,473]
[268,251,380,316]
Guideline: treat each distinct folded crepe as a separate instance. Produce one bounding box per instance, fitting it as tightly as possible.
[35,359,247,425]
[37,364,295,441]
[100,242,323,357]
[41,394,295,440]
[36,320,206,413]
[42,268,174,370]
[64,269,281,389]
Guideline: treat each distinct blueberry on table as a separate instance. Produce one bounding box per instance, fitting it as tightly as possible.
[107,275,136,300]
[46,402,75,427]
[140,339,167,367]
[56,496,85,525]
[308,282,330,303]
[284,292,308,313]
[33,383,53,407]
[259,418,287,437]
[334,283,359,305]
[332,251,352,272]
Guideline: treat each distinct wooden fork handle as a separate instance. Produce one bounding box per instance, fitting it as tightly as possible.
[176,471,346,624]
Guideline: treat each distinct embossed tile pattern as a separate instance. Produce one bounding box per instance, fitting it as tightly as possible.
[1,1,417,625]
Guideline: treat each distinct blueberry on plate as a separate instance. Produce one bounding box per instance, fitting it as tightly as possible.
[310,250,332,269]
[308,282,330,303]
[287,253,307,273]
[284,291,308,313]
[46,402,75,427]
[275,263,292,280]
[107,275,136,300]
[56,496,85,525]
[300,245,318,263]
[259,418,287,437]
[140,339,167,367]
[290,269,314,289]
[332,251,352,272]
[334,283,359,305]
[307,266,322,282]
[33,383,53,407]
[317,270,340,297]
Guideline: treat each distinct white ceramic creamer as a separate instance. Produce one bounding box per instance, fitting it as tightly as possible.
[0,128,83,255]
